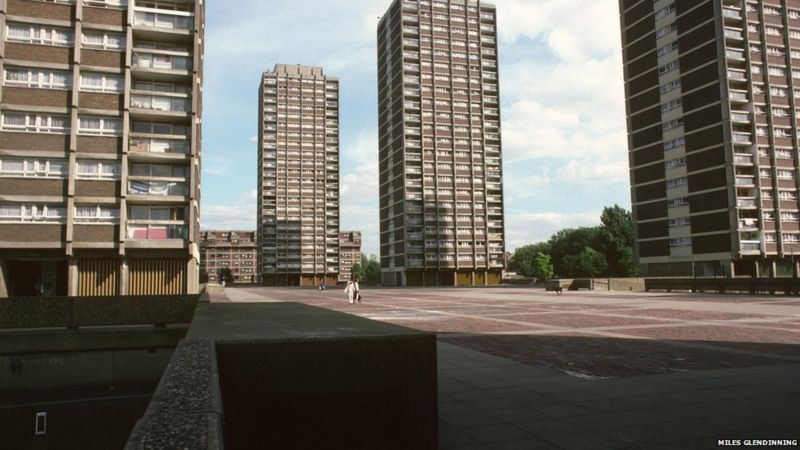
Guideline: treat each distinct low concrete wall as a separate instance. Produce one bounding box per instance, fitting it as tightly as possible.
[545,278,646,292]
[127,303,438,450]
[645,277,800,295]
[0,295,199,329]
[126,339,223,450]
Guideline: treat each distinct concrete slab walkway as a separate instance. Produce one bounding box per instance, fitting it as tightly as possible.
[218,287,800,449]
[437,341,799,449]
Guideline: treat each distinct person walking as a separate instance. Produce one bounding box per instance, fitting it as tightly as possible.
[344,278,360,304]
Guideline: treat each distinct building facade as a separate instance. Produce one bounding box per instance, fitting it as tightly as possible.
[620,0,800,277]
[0,0,204,297]
[377,0,506,287]
[200,230,256,284]
[257,64,339,287]
[338,230,361,283]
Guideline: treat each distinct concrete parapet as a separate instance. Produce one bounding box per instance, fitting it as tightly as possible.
[645,277,800,295]
[126,339,224,450]
[0,295,199,330]
[127,302,438,449]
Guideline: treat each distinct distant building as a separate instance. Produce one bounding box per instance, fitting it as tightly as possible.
[0,0,205,297]
[200,231,257,284]
[339,231,362,283]
[619,0,800,277]
[257,64,340,287]
[377,0,506,286]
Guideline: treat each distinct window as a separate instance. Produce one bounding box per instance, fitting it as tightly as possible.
[661,99,682,113]
[129,163,186,178]
[655,3,674,20]
[783,233,800,243]
[6,23,73,46]
[777,169,795,180]
[78,116,122,135]
[656,23,676,39]
[4,68,71,89]
[82,31,125,50]
[660,79,681,94]
[663,118,683,132]
[0,204,66,223]
[666,177,688,189]
[669,238,691,247]
[665,157,686,169]
[663,137,685,150]
[658,60,679,75]
[779,190,798,200]
[80,72,123,93]
[657,41,678,57]
[75,205,120,223]
[781,211,799,221]
[0,158,67,178]
[669,217,691,227]
[83,0,127,7]
[667,197,689,208]
[1,113,68,133]
[76,160,120,179]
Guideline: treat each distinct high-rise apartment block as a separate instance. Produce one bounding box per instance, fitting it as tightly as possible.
[0,0,204,297]
[200,230,257,284]
[621,0,800,277]
[338,230,361,282]
[257,64,339,287]
[377,0,506,287]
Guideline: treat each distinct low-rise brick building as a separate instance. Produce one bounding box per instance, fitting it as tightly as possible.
[339,231,361,283]
[200,231,257,284]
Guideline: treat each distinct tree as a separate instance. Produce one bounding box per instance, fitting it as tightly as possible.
[564,247,608,278]
[599,205,639,277]
[352,254,381,286]
[548,227,603,277]
[509,242,551,278]
[530,252,555,280]
[217,268,234,285]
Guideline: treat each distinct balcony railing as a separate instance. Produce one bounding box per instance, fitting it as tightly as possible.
[128,180,187,196]
[131,94,189,113]
[129,137,189,154]
[127,223,186,240]
[133,11,193,31]
[132,52,191,72]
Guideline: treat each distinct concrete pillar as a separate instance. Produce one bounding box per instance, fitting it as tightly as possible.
[120,259,129,295]
[769,260,777,279]
[470,271,475,286]
[730,261,737,278]
[68,258,79,296]
[0,259,8,297]
[753,260,760,279]
[187,258,199,294]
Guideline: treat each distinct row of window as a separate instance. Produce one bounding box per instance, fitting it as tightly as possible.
[0,158,191,180]
[0,204,117,222]
[1,113,121,135]
[0,114,191,137]
[5,69,187,94]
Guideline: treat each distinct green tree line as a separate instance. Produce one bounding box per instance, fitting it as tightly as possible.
[510,205,639,280]
[351,254,382,285]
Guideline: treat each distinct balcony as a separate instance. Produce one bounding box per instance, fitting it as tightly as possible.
[129,137,189,156]
[130,94,190,119]
[126,223,186,241]
[732,132,752,143]
[132,52,191,80]
[737,199,758,208]
[128,180,188,197]
[133,9,193,37]
[722,8,742,20]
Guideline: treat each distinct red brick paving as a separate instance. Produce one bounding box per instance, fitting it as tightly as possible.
[509,312,673,328]
[222,287,800,378]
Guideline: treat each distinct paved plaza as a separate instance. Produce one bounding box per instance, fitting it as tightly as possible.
[216,287,800,449]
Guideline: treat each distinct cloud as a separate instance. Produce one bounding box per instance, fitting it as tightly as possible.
[506,211,602,251]
[201,190,256,231]
[340,129,380,256]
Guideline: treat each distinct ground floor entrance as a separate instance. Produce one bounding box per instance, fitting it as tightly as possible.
[2,259,68,297]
